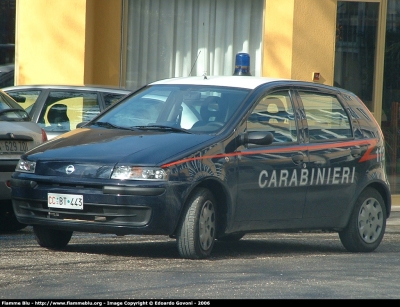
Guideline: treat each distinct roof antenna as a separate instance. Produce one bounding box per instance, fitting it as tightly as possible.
[189,50,201,76]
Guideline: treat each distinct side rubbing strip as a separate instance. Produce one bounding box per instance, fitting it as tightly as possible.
[103,186,165,196]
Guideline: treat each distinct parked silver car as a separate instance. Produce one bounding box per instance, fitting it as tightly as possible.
[2,85,131,139]
[0,89,47,231]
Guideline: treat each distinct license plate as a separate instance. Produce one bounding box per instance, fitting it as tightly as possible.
[48,193,83,210]
[0,140,31,154]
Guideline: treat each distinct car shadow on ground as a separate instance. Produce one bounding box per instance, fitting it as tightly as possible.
[5,227,396,260]
[56,232,348,260]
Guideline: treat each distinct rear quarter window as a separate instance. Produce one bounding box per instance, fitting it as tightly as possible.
[103,93,128,108]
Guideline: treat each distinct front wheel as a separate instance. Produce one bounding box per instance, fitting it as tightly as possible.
[33,225,73,249]
[339,188,386,252]
[177,188,217,259]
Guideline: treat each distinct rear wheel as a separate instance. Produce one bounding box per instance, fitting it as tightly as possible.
[339,188,386,252]
[33,225,73,249]
[177,188,216,259]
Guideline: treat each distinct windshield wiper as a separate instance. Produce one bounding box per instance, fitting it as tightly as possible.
[134,125,192,134]
[94,121,135,131]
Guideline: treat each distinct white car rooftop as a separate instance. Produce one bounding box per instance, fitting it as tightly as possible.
[150,75,290,89]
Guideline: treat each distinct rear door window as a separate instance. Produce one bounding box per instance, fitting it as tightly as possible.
[298,91,352,141]
[38,91,99,132]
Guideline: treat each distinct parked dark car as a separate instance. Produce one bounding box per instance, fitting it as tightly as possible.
[11,75,391,259]
[3,85,131,139]
[0,64,15,88]
[0,89,47,231]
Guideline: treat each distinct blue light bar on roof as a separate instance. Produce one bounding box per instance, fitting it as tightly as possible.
[233,53,251,76]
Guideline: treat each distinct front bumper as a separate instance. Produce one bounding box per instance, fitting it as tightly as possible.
[11,175,188,236]
[0,159,18,201]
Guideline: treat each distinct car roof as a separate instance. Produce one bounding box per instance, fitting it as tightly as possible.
[2,84,131,94]
[150,76,291,89]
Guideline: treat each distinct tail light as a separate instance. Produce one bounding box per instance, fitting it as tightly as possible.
[41,128,48,142]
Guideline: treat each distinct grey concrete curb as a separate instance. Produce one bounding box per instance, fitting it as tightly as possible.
[387,205,400,233]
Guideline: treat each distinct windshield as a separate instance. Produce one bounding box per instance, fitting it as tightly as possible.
[94,85,250,134]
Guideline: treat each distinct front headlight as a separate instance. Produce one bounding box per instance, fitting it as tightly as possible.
[111,166,168,181]
[16,159,36,173]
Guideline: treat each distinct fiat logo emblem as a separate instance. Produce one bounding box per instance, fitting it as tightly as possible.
[65,165,75,175]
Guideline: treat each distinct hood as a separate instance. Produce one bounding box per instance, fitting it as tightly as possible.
[23,127,215,179]
[25,127,214,170]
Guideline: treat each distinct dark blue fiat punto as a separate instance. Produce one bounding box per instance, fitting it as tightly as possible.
[10,75,391,259]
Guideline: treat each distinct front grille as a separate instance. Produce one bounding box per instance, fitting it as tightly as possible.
[13,199,151,226]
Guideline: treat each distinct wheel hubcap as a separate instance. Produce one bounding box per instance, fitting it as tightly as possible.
[199,200,215,250]
[358,197,383,243]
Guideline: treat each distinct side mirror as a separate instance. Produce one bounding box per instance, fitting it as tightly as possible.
[12,95,26,103]
[239,131,274,146]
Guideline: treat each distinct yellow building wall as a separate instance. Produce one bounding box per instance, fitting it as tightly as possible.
[16,0,336,86]
[85,0,122,86]
[16,0,86,85]
[263,0,337,85]
[15,0,121,86]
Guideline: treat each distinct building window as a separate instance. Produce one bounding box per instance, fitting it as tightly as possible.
[382,0,400,193]
[124,0,263,90]
[0,0,15,65]
[334,1,379,111]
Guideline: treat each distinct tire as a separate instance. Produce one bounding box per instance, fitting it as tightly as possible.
[218,233,245,241]
[177,188,217,259]
[0,201,27,232]
[33,225,73,249]
[339,188,386,252]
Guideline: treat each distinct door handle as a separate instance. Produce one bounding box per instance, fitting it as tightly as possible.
[291,152,304,164]
[351,147,361,157]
